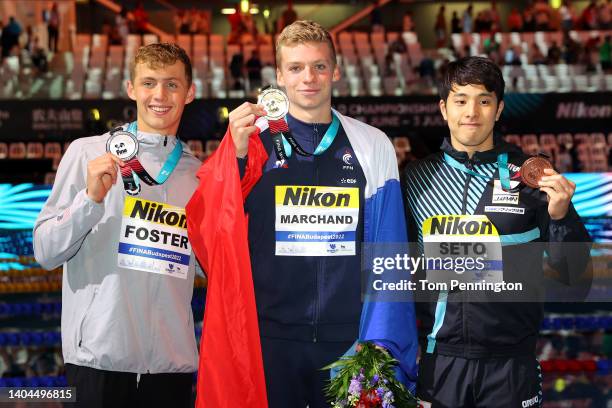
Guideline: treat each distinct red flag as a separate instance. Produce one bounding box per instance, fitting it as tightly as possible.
[186,128,268,407]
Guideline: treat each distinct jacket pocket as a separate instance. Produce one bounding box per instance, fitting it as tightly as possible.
[77,286,99,348]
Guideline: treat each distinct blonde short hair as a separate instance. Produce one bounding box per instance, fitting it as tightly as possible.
[275,20,337,67]
[130,43,192,85]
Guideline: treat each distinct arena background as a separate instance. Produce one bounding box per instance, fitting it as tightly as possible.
[0,0,610,406]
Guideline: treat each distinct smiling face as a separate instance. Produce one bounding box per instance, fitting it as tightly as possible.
[126,61,195,136]
[276,41,340,123]
[439,83,504,156]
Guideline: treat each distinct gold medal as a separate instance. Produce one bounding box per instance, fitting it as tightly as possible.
[258,88,289,121]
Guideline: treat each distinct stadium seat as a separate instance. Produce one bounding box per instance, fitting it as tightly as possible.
[539,145,557,163]
[557,133,574,147]
[555,150,573,173]
[8,143,26,159]
[176,35,192,57]
[44,143,62,159]
[589,144,607,159]
[523,144,540,156]
[261,65,276,88]
[26,143,43,159]
[574,133,589,144]
[333,77,350,97]
[522,134,539,149]
[576,144,591,169]
[540,134,558,147]
[504,134,522,147]
[368,75,383,97]
[573,75,589,91]
[383,76,401,96]
[591,133,607,150]
[590,154,609,172]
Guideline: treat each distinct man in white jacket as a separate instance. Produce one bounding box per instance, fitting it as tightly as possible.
[33,43,201,408]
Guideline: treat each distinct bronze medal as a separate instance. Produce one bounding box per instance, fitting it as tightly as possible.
[520,156,553,188]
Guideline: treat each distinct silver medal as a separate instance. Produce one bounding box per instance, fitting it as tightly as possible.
[258,88,290,121]
[106,131,138,161]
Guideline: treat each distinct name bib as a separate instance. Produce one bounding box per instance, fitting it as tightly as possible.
[275,185,359,256]
[422,214,503,284]
[118,197,191,279]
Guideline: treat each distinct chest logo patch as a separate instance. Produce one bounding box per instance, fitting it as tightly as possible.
[492,179,520,205]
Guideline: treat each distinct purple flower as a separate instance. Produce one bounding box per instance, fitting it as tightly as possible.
[376,387,385,398]
[348,377,362,396]
[371,374,380,385]
[382,390,394,407]
[384,391,393,400]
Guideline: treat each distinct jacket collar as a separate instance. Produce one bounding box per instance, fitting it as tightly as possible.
[440,134,520,164]
[286,112,332,142]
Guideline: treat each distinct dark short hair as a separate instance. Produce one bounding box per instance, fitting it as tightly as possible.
[438,56,505,103]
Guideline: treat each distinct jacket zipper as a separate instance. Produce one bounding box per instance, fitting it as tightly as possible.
[461,159,473,354]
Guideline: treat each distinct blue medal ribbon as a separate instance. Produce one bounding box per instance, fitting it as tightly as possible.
[443,152,512,190]
[278,112,340,158]
[113,122,183,195]
[125,121,183,186]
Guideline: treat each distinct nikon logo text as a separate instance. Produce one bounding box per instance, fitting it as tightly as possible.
[283,187,351,207]
[429,216,493,235]
[130,200,187,228]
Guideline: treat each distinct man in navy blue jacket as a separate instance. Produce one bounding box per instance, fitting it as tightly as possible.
[226,20,418,408]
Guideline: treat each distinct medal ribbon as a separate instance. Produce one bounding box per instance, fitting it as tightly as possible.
[269,113,340,162]
[443,153,513,191]
[113,122,183,195]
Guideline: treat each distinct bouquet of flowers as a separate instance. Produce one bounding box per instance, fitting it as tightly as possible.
[324,342,416,408]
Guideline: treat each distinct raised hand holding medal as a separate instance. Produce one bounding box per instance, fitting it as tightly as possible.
[106,129,140,195]
[258,87,290,122]
[258,87,292,163]
[106,122,183,196]
[226,87,288,159]
[258,86,341,166]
